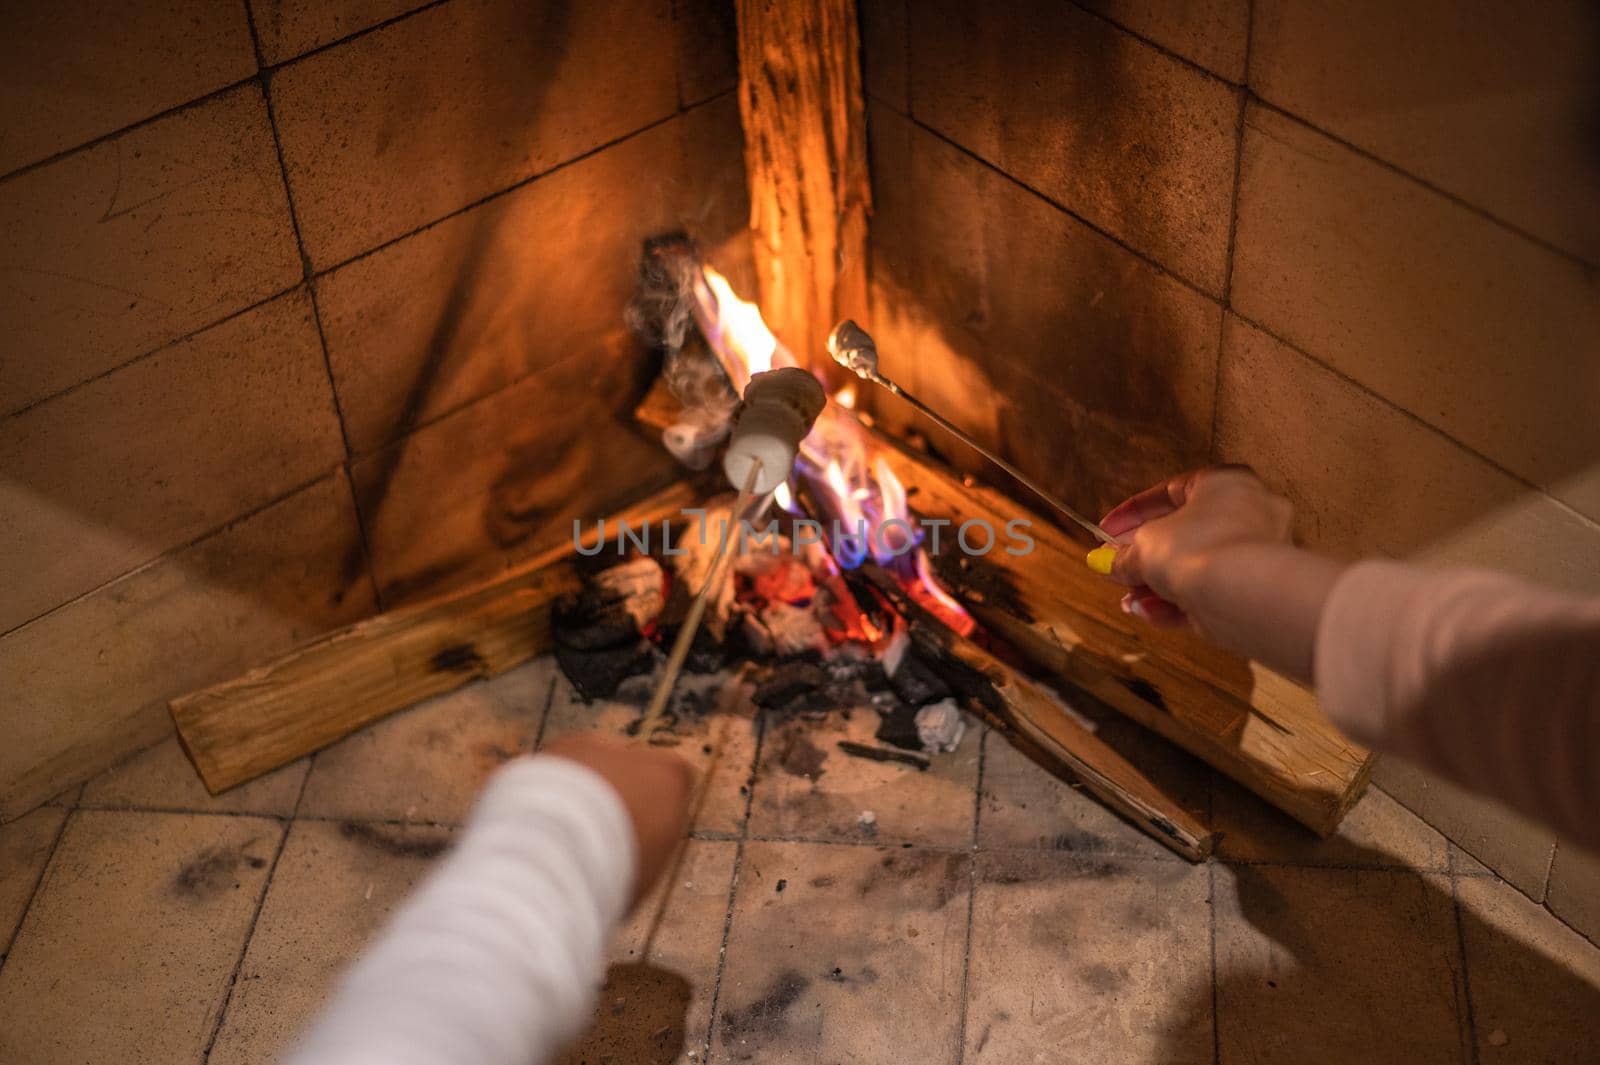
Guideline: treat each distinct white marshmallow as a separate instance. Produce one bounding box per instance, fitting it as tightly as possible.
[722,367,826,495]
[827,320,879,379]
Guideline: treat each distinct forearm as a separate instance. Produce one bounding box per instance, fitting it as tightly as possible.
[285,757,635,1065]
[1314,561,1600,849]
[1178,543,1347,683]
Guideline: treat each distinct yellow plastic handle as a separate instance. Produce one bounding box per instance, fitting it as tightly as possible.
[1085,544,1118,576]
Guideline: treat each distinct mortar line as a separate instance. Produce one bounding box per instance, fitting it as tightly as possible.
[0,807,76,972]
[201,812,295,1063]
[0,0,455,188]
[905,117,1227,305]
[307,89,736,280]
[953,725,988,1065]
[4,282,301,420]
[1536,841,1558,904]
[1209,0,1253,463]
[531,671,561,751]
[1207,859,1222,1065]
[0,466,341,641]
[1448,851,1483,1065]
[701,709,768,1062]
[1245,95,1598,273]
[1224,307,1600,533]
[1064,0,1595,272]
[1064,0,1244,87]
[244,0,382,610]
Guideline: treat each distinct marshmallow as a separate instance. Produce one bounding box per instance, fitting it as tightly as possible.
[723,367,826,495]
[827,319,879,379]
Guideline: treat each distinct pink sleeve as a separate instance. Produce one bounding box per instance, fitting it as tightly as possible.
[1315,560,1600,852]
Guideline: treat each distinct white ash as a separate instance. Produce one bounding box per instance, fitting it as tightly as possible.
[915,699,966,753]
[592,557,664,631]
[662,411,728,470]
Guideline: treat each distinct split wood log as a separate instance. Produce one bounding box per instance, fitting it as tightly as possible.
[170,482,700,795]
[863,567,1214,861]
[872,434,1375,835]
[734,0,871,373]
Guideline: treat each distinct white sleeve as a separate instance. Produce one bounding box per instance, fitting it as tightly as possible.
[285,755,637,1065]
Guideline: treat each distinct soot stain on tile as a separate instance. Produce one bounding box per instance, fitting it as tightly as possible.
[777,732,828,782]
[719,969,812,1055]
[857,850,968,909]
[1079,963,1127,994]
[1050,828,1107,852]
[172,838,265,899]
[340,821,450,860]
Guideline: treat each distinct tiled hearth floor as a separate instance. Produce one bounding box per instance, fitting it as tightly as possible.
[2,656,1597,1063]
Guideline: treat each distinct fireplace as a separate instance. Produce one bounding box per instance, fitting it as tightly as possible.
[4,0,1600,1036]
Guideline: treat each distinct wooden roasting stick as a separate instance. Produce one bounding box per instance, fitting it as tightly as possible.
[170,482,700,794]
[636,459,763,743]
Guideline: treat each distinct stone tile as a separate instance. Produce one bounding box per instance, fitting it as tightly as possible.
[0,471,376,821]
[860,0,908,111]
[1375,759,1556,899]
[207,818,453,1065]
[675,0,738,107]
[250,0,434,64]
[1455,873,1600,1062]
[712,840,968,1063]
[1213,774,1450,871]
[0,810,281,1064]
[0,85,301,413]
[1547,842,1600,946]
[749,708,979,847]
[1249,1,1600,265]
[80,736,309,817]
[966,850,1212,1063]
[1078,0,1249,82]
[0,1,256,174]
[1,288,346,633]
[912,0,1239,295]
[0,806,67,957]
[540,671,757,838]
[558,839,737,1064]
[349,355,680,604]
[980,719,1209,861]
[868,108,1220,520]
[270,0,678,268]
[1215,314,1600,592]
[317,103,747,455]
[1231,104,1600,523]
[298,657,556,824]
[1213,864,1467,1064]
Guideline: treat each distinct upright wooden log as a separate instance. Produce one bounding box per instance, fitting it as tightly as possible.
[735,0,871,370]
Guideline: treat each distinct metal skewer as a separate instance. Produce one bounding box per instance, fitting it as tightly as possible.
[829,321,1115,544]
[637,458,765,743]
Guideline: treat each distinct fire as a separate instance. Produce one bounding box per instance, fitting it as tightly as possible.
[687,265,974,638]
[697,266,783,389]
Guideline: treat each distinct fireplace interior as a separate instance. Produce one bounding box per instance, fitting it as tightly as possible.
[3,2,1599,1063]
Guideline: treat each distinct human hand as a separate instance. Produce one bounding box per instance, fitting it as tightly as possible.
[1096,467,1294,628]
[540,734,696,908]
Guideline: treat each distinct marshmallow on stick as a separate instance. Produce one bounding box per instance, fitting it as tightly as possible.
[722,367,826,495]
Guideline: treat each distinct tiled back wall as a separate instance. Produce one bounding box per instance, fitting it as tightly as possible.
[1,0,747,818]
[859,1,1600,942]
